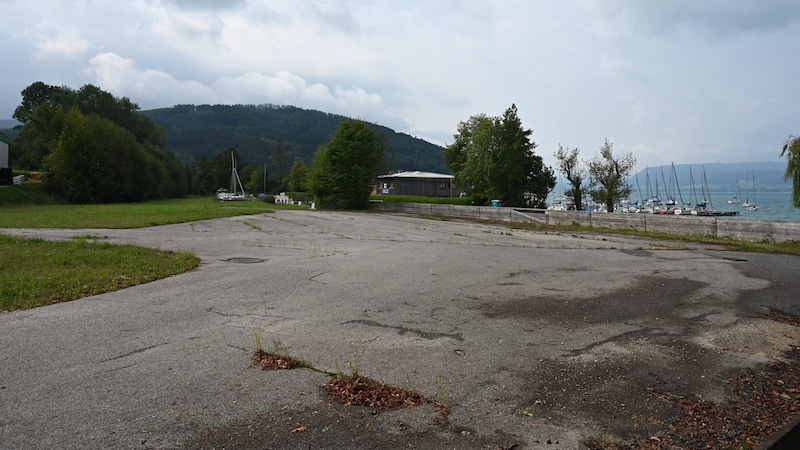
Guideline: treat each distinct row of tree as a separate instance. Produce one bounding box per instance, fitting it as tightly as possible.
[10,80,644,211]
[444,104,637,211]
[9,82,317,202]
[12,82,187,203]
[554,140,636,212]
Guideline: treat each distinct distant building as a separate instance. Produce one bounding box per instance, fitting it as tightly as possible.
[274,192,291,204]
[0,132,11,185]
[375,171,454,197]
[0,131,9,169]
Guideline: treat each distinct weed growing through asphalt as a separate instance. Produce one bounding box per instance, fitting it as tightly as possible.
[436,373,451,413]
[252,327,264,352]
[251,328,308,370]
[250,337,448,415]
[347,344,365,379]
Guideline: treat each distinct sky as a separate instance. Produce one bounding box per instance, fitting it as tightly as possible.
[2,0,799,171]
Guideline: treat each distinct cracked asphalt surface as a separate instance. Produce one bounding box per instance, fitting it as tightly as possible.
[1,210,799,449]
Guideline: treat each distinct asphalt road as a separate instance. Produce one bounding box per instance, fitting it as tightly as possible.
[1,210,799,449]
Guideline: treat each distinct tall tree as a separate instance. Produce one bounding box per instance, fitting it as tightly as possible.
[554,145,585,211]
[286,160,310,192]
[444,114,495,204]
[782,135,800,207]
[523,149,556,208]
[306,119,388,209]
[269,137,287,190]
[489,104,532,205]
[444,104,552,206]
[586,139,636,213]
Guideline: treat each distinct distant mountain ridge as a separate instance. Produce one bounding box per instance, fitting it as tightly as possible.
[140,104,448,173]
[0,119,20,131]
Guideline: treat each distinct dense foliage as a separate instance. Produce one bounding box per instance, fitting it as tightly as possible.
[444,104,555,207]
[11,82,187,203]
[307,119,388,209]
[782,135,800,207]
[587,139,636,212]
[141,104,448,174]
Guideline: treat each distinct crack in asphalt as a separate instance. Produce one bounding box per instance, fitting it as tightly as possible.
[342,319,464,341]
[101,342,168,362]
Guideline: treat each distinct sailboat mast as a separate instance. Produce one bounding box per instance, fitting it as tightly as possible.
[230,151,236,194]
[672,162,684,205]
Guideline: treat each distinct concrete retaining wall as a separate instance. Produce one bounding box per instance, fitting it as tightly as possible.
[545,211,800,243]
[373,203,800,242]
[371,202,538,222]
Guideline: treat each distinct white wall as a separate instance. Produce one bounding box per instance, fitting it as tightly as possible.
[0,140,8,168]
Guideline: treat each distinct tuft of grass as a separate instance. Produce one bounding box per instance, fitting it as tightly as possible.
[250,328,310,371]
[0,233,199,312]
[253,327,265,352]
[436,373,451,412]
[347,344,365,379]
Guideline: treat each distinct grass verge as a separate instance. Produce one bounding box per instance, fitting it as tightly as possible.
[0,234,199,312]
[0,187,304,229]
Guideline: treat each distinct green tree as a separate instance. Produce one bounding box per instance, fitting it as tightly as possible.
[444,114,494,204]
[43,108,153,203]
[782,135,800,207]
[488,104,533,205]
[586,139,636,213]
[444,104,551,207]
[246,166,267,195]
[523,150,556,208]
[286,160,310,192]
[191,155,215,195]
[307,119,388,209]
[269,137,288,190]
[554,145,586,211]
[11,81,185,202]
[207,148,245,193]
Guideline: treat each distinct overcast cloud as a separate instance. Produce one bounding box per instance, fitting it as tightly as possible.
[2,0,799,170]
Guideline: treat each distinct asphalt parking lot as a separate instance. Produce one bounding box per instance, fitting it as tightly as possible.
[1,210,799,449]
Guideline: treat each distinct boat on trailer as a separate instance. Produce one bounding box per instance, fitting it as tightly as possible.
[216,151,254,201]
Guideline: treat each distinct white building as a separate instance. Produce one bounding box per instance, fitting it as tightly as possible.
[0,131,9,169]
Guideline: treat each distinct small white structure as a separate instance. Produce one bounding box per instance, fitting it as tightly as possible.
[274,192,291,204]
[0,131,9,169]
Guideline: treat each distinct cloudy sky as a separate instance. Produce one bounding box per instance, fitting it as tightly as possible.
[2,0,799,170]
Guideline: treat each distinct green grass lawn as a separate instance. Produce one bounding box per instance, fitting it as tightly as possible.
[0,184,307,312]
[0,184,306,229]
[0,234,199,312]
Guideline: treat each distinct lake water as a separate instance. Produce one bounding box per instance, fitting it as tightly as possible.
[704,191,800,222]
[549,190,800,222]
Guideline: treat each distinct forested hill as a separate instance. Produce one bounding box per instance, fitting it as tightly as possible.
[141,104,448,173]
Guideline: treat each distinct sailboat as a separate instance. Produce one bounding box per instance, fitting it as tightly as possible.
[216,151,254,201]
[744,170,759,211]
[728,178,742,204]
